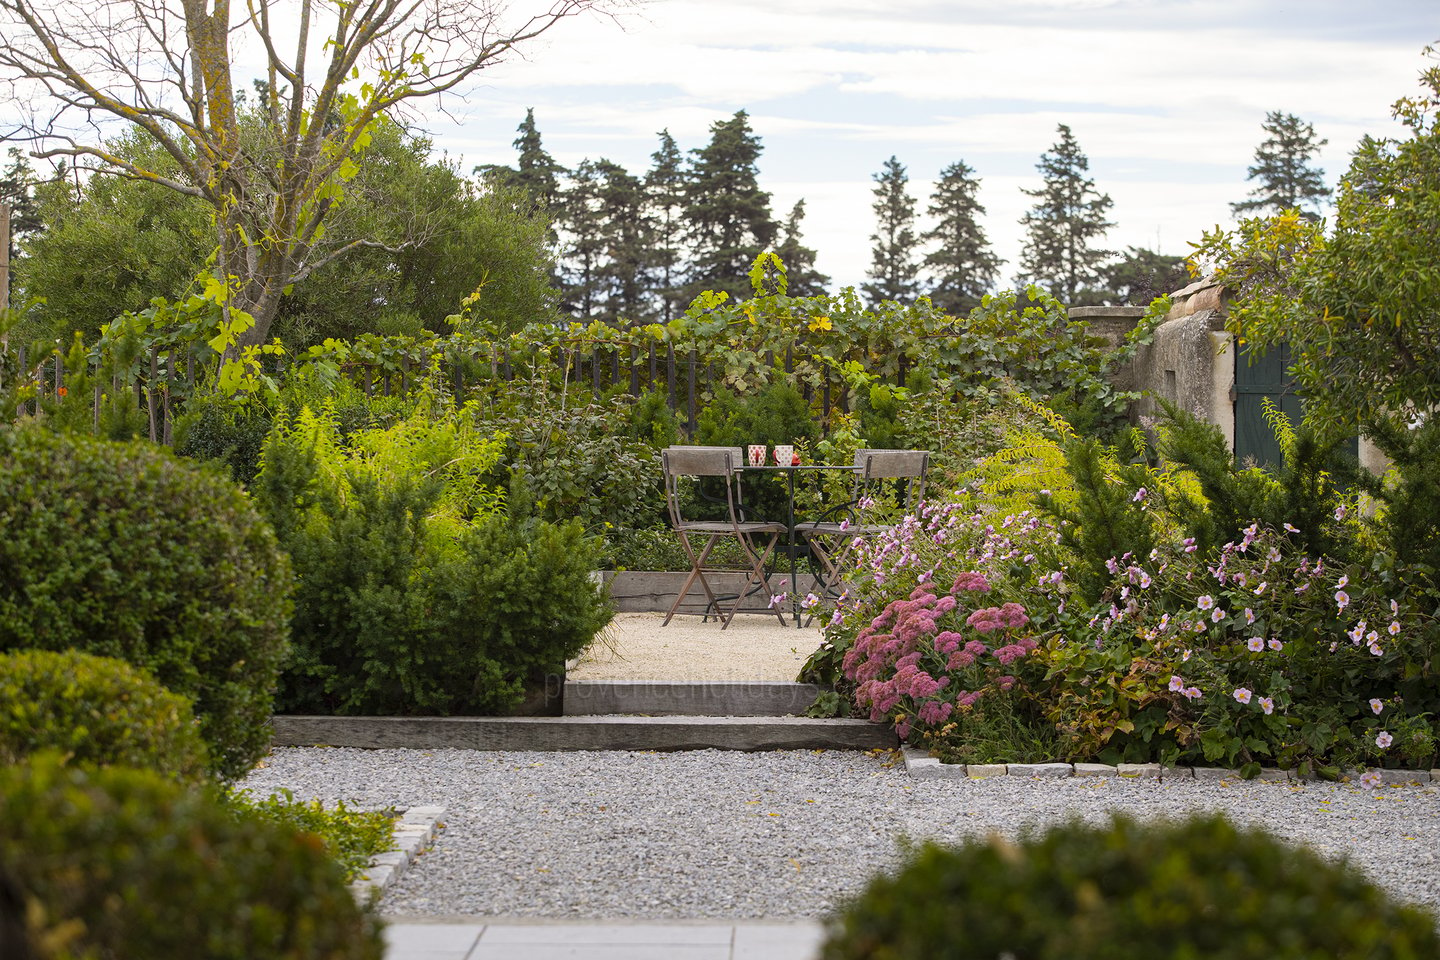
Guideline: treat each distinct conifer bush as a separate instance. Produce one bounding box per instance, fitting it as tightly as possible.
[0,756,384,960]
[0,650,209,779]
[0,423,292,780]
[822,813,1440,960]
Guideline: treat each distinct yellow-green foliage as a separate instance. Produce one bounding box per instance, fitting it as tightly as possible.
[966,397,1197,540]
[270,385,506,556]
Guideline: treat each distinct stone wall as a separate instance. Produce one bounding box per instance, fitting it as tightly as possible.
[1072,278,1387,474]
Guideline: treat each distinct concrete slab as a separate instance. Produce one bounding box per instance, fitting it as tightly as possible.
[563,681,823,717]
[273,715,897,752]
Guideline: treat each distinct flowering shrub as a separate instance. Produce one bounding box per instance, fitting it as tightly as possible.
[1077,523,1439,774]
[806,478,1439,772]
[802,496,1070,758]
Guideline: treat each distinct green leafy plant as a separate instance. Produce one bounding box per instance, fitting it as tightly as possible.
[0,650,209,780]
[0,422,293,780]
[822,813,1440,960]
[0,755,384,960]
[225,788,396,883]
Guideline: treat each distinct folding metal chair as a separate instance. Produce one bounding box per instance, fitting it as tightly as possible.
[661,447,788,629]
[798,449,929,608]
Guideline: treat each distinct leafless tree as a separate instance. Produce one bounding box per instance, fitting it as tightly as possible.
[0,0,613,344]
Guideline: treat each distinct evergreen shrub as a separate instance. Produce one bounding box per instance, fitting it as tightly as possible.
[0,423,292,780]
[822,813,1440,960]
[255,407,612,715]
[0,650,208,779]
[0,756,384,960]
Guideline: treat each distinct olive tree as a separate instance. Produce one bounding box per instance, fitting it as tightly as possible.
[0,0,613,346]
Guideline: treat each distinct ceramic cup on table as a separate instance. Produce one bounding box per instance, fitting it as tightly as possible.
[748,444,767,467]
[773,444,794,466]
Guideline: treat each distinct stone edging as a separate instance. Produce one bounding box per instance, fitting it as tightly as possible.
[900,748,1440,786]
[349,805,445,904]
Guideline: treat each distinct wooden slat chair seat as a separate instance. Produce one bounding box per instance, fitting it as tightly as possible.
[798,449,929,610]
[661,446,788,629]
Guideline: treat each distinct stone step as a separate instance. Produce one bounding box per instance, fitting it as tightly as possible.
[272,714,896,753]
[563,680,823,717]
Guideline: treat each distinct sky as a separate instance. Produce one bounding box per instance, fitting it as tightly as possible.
[416,0,1438,292]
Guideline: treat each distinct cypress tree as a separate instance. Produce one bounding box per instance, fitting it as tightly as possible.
[922,159,1001,316]
[1231,111,1331,220]
[862,156,921,304]
[1018,124,1115,306]
[682,110,777,302]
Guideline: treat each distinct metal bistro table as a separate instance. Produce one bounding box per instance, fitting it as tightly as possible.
[739,462,859,627]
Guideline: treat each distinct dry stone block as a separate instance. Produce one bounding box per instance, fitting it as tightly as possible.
[1160,767,1193,780]
[1117,763,1161,779]
[1192,767,1240,782]
[1007,762,1073,778]
[1073,763,1118,778]
[967,764,1007,779]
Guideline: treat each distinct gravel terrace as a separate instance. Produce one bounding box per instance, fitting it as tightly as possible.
[244,747,1440,920]
[243,612,1440,921]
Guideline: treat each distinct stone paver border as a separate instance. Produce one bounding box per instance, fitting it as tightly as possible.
[900,748,1440,787]
[351,805,446,904]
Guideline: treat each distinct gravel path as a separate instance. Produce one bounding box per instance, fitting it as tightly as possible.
[242,747,1440,920]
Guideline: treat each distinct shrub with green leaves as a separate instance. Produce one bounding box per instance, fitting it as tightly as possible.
[0,755,384,960]
[470,373,665,535]
[0,423,292,780]
[254,402,612,715]
[822,813,1440,960]
[225,788,395,884]
[0,650,209,779]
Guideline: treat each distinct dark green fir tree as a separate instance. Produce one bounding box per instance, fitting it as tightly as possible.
[862,155,921,304]
[682,110,778,302]
[1018,124,1115,306]
[1231,111,1331,220]
[922,159,1001,316]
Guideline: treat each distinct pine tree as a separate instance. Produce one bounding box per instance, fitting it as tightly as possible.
[775,200,829,297]
[1018,124,1115,306]
[0,148,44,254]
[1231,111,1331,220]
[682,110,778,302]
[922,160,1001,316]
[645,129,688,319]
[592,159,654,324]
[862,156,921,304]
[1098,246,1189,305]
[477,108,565,217]
[558,159,605,319]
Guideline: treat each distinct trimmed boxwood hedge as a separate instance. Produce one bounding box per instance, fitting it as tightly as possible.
[0,755,383,960]
[822,812,1440,960]
[0,423,293,780]
[0,649,209,779]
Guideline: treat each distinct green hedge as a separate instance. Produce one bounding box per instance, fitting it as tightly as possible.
[0,649,209,779]
[822,813,1440,960]
[0,755,383,960]
[0,423,293,780]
